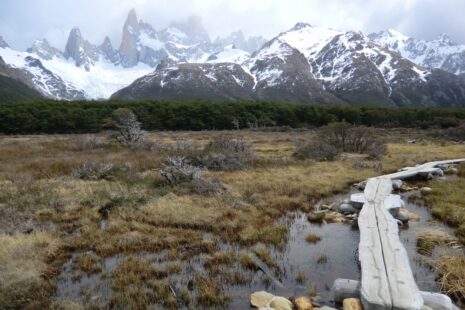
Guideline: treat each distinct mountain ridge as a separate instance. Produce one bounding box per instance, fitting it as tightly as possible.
[1,10,465,106]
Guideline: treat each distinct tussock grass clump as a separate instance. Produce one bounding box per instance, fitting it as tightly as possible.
[316,254,328,264]
[433,255,465,301]
[305,233,322,244]
[239,253,259,271]
[0,232,61,309]
[74,254,102,274]
[204,251,235,270]
[195,274,231,307]
[112,256,169,292]
[416,229,455,255]
[422,178,465,243]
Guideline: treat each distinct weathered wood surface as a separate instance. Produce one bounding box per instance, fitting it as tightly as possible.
[382,159,465,180]
[358,158,465,310]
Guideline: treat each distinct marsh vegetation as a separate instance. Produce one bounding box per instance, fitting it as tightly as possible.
[0,124,464,309]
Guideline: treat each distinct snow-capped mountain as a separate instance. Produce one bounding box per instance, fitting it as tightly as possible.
[0,9,264,100]
[369,29,465,78]
[1,9,465,106]
[113,22,465,107]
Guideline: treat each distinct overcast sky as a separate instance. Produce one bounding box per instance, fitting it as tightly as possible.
[1,0,464,50]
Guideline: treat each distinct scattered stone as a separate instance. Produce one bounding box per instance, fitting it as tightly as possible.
[397,208,410,223]
[269,296,293,310]
[333,279,360,303]
[408,210,420,222]
[343,298,362,310]
[400,185,418,192]
[294,296,313,310]
[421,291,454,310]
[350,193,365,209]
[318,307,337,310]
[251,291,275,308]
[420,187,433,195]
[392,179,403,190]
[325,212,348,224]
[339,203,359,214]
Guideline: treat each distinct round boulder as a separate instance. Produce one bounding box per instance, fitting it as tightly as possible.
[294,296,313,310]
[269,296,293,310]
[251,291,275,308]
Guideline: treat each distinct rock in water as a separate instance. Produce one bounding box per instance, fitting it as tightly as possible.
[269,296,293,310]
[343,298,363,310]
[420,187,433,195]
[392,179,403,190]
[251,291,275,308]
[397,208,410,223]
[294,296,313,310]
[339,203,359,214]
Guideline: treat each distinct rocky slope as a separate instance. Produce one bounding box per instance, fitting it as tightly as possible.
[0,57,44,102]
[1,9,465,106]
[369,29,465,78]
[113,23,465,107]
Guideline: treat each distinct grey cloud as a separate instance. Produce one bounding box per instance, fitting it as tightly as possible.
[0,0,464,51]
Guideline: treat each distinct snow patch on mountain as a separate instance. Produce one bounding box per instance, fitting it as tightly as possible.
[0,47,152,99]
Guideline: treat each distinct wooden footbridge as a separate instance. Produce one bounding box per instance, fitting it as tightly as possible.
[334,159,465,310]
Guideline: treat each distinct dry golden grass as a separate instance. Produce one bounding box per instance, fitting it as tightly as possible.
[0,231,61,308]
[423,177,465,243]
[434,256,465,301]
[0,130,463,308]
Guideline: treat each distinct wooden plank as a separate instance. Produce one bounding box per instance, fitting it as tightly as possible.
[357,159,465,309]
[359,178,423,309]
[382,159,465,180]
[359,178,393,309]
[376,187,423,310]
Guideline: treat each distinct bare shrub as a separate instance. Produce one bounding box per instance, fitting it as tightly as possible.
[73,163,115,180]
[293,141,339,161]
[160,157,226,195]
[113,108,146,149]
[294,122,387,161]
[160,157,202,186]
[320,122,385,154]
[443,123,465,141]
[199,136,253,171]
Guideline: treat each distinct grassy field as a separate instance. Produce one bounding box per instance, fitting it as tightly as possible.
[0,129,464,309]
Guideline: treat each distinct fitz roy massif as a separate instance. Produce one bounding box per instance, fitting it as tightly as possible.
[1,9,465,107]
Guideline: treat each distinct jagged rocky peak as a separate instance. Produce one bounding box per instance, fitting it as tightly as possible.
[119,8,141,67]
[99,36,119,63]
[27,38,62,60]
[64,27,99,71]
[0,36,9,48]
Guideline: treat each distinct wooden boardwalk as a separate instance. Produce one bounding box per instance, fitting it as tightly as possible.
[357,159,465,310]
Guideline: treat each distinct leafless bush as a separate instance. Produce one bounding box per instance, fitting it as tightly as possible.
[443,123,465,141]
[160,157,226,195]
[113,108,146,149]
[73,163,115,180]
[293,122,387,161]
[293,141,339,161]
[160,157,202,186]
[199,135,254,171]
[319,122,382,153]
